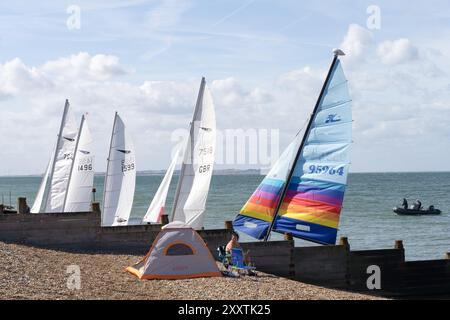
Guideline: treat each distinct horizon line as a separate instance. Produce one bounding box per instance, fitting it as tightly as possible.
[1,169,450,178]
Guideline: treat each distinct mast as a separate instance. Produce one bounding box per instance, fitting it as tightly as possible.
[169,77,206,222]
[102,112,118,225]
[43,99,70,212]
[63,114,85,211]
[263,50,344,242]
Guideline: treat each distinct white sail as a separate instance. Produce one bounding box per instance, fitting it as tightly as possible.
[102,113,136,226]
[64,114,95,212]
[142,147,180,224]
[170,78,216,230]
[44,100,78,213]
[30,150,53,214]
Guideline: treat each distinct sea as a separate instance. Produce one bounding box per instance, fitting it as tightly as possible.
[1,172,449,261]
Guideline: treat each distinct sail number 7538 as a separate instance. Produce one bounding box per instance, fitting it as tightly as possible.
[309,165,344,176]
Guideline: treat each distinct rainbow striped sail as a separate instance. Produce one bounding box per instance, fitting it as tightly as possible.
[233,139,298,239]
[233,51,351,244]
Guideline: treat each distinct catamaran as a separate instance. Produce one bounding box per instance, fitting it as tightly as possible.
[233,49,352,245]
[169,77,216,230]
[31,99,85,213]
[102,112,136,227]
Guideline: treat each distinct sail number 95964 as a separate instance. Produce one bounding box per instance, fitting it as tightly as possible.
[308,165,344,176]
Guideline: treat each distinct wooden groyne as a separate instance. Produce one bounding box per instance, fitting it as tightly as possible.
[240,237,450,297]
[1,198,449,297]
[0,201,231,257]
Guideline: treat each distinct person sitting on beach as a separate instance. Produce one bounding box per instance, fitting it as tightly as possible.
[226,231,242,253]
[402,198,408,210]
[226,231,250,264]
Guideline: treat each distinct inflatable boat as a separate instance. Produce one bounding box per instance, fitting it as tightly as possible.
[393,207,442,216]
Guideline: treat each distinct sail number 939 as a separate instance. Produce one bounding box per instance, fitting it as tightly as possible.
[308,165,345,176]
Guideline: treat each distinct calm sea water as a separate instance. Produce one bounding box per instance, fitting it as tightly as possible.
[1,172,449,261]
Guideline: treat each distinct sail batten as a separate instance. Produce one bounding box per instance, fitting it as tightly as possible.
[233,52,351,245]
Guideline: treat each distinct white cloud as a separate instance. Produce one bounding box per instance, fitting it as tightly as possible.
[340,24,373,63]
[0,58,51,97]
[1,32,450,175]
[41,52,128,81]
[377,38,419,65]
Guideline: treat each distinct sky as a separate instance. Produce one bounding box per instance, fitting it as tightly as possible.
[0,0,450,175]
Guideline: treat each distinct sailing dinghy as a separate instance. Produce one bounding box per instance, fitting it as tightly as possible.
[102,112,136,226]
[31,99,79,213]
[170,77,216,230]
[63,114,95,212]
[142,147,181,224]
[233,49,352,245]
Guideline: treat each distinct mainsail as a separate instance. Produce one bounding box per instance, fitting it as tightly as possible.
[170,77,216,230]
[233,50,352,245]
[34,100,78,213]
[102,112,136,226]
[64,114,95,212]
[142,147,180,224]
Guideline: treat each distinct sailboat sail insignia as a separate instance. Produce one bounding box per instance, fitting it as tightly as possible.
[233,51,352,245]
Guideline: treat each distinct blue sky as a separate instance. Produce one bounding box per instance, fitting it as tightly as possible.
[2,0,447,80]
[1,1,450,174]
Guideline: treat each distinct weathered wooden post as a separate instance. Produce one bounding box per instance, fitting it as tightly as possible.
[339,236,350,249]
[224,221,233,230]
[445,252,450,260]
[394,240,404,250]
[17,197,28,214]
[394,240,405,262]
[161,214,169,226]
[91,202,101,213]
[283,233,295,279]
[284,233,293,241]
[0,204,4,214]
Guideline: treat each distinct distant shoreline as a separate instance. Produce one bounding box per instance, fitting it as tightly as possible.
[1,170,450,178]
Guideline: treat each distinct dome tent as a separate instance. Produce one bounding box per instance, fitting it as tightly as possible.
[125,221,222,280]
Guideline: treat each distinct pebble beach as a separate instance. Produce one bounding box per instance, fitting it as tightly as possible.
[0,242,382,300]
